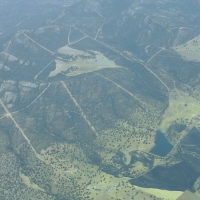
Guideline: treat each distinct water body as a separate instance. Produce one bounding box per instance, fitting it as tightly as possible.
[150,131,173,156]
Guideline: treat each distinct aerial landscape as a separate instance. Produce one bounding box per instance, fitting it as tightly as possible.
[0,0,200,199]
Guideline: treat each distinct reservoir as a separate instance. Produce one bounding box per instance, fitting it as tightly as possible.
[150,131,173,156]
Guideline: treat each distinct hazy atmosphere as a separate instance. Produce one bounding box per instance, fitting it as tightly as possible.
[0,0,200,199]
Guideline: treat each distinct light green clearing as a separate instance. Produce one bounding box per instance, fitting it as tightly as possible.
[173,34,200,62]
[20,171,45,192]
[134,185,183,200]
[160,89,200,132]
[49,46,121,77]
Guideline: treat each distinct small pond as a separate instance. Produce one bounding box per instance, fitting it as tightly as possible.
[150,131,173,156]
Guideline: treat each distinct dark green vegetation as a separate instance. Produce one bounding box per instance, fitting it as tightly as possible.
[0,0,200,199]
[130,161,200,191]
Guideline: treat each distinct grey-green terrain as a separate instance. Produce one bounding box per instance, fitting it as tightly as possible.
[0,0,200,199]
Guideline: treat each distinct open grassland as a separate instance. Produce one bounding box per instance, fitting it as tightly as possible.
[160,89,200,134]
[49,46,121,77]
[20,172,45,192]
[134,185,183,200]
[173,34,200,62]
[35,142,183,200]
